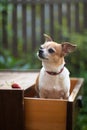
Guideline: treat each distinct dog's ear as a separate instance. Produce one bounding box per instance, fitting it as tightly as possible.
[61,42,77,56]
[44,34,53,42]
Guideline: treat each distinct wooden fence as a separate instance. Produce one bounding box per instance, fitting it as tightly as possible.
[0,0,87,57]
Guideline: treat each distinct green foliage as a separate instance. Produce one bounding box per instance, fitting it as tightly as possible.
[66,31,87,77]
[0,0,8,11]
[0,48,41,70]
[63,30,87,130]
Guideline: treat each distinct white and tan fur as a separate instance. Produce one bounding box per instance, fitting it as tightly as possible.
[35,34,76,99]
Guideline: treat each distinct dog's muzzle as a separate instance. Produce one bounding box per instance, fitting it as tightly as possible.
[38,49,45,59]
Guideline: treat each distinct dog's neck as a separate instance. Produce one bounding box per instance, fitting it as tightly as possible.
[42,60,65,73]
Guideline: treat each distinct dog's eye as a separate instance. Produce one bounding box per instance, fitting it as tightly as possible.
[48,48,55,53]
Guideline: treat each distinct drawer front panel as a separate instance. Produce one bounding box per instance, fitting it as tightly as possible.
[24,98,67,130]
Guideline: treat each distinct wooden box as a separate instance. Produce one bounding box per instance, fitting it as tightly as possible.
[0,72,84,130]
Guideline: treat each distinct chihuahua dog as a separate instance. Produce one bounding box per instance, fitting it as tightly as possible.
[35,34,76,99]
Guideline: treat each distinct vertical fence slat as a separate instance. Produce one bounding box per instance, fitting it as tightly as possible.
[49,4,54,38]
[67,3,71,33]
[31,4,36,50]
[40,4,45,44]
[22,2,27,52]
[58,3,62,40]
[75,3,80,32]
[2,6,8,48]
[12,3,18,57]
[83,2,87,29]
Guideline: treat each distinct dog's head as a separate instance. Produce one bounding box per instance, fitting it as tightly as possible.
[37,34,76,66]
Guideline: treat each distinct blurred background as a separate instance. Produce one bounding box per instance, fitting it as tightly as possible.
[0,0,87,129]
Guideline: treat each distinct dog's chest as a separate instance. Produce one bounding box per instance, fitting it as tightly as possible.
[38,67,69,98]
[39,71,61,90]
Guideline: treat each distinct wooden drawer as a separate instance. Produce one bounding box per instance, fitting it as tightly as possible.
[24,78,84,130]
[0,72,84,130]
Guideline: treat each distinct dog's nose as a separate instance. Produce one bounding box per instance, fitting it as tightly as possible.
[39,49,43,55]
[38,48,44,58]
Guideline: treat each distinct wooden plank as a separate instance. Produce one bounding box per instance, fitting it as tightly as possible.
[2,8,8,48]
[40,4,45,44]
[70,78,78,94]
[49,4,54,37]
[67,3,71,32]
[67,78,84,130]
[0,72,38,90]
[0,89,24,130]
[83,2,87,29]
[5,0,87,4]
[24,98,67,130]
[58,3,62,40]
[75,3,80,32]
[66,101,73,130]
[58,3,62,25]
[12,1,18,57]
[69,78,84,102]
[24,84,36,97]
[67,80,84,130]
[31,4,36,50]
[22,1,27,52]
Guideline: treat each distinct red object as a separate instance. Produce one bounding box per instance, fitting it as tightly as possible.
[11,83,21,88]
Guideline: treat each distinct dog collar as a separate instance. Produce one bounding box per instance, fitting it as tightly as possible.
[46,66,64,76]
